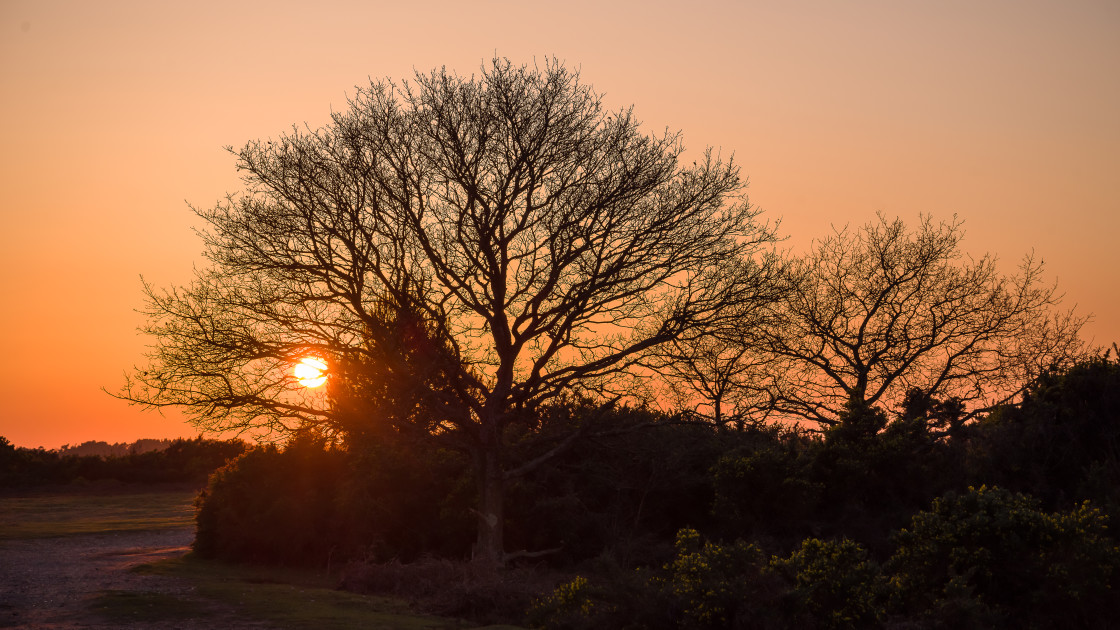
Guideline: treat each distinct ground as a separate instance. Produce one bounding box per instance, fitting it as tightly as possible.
[0,526,275,629]
[0,487,522,629]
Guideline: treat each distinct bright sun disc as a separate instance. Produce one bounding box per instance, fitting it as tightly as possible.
[294,357,328,388]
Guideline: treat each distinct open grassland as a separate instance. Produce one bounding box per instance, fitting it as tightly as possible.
[119,554,525,629]
[0,488,197,539]
[0,487,526,629]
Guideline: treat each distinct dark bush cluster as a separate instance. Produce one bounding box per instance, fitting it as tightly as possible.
[340,556,563,624]
[887,486,1119,628]
[711,401,968,553]
[968,353,1120,514]
[187,354,1120,627]
[192,433,474,565]
[532,488,1119,629]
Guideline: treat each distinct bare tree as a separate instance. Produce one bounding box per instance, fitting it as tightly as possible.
[753,213,1087,428]
[646,282,787,430]
[117,58,780,564]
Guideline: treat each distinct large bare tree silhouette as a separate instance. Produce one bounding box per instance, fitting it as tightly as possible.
[118,58,781,564]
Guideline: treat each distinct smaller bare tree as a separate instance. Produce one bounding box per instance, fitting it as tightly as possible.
[646,271,788,430]
[746,214,1087,428]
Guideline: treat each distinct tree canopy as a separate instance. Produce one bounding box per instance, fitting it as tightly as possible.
[119,58,781,562]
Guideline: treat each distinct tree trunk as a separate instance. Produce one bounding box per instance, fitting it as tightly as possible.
[472,428,505,566]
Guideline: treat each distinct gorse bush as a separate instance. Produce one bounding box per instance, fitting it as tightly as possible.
[666,528,778,629]
[528,529,781,630]
[532,487,1120,629]
[888,485,1120,629]
[773,538,885,629]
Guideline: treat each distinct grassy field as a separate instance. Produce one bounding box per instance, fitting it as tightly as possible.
[116,554,526,629]
[0,487,527,629]
[0,487,197,539]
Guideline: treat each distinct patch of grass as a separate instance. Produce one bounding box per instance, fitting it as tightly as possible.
[135,554,527,629]
[90,589,208,623]
[4,488,526,628]
[0,490,196,539]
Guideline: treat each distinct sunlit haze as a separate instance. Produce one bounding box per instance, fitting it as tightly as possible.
[294,358,328,389]
[1,0,1116,448]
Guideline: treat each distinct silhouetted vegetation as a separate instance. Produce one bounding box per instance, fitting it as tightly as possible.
[181,352,1120,627]
[530,488,1118,629]
[104,56,1112,626]
[966,351,1120,515]
[0,436,246,489]
[194,432,472,565]
[57,438,175,458]
[118,57,784,564]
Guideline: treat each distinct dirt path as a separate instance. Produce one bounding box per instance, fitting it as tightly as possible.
[0,528,269,629]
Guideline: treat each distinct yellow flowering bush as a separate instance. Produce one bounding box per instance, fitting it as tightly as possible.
[666,528,776,629]
[888,485,1120,627]
[772,537,885,629]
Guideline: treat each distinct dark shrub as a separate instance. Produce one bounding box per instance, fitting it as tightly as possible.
[193,436,349,564]
[886,485,1120,629]
[772,538,885,630]
[341,556,561,625]
[711,439,821,543]
[339,437,473,561]
[529,528,784,630]
[194,432,473,566]
[503,406,728,567]
[967,352,1120,512]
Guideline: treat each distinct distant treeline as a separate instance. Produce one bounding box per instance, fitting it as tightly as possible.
[0,436,247,488]
[56,438,177,458]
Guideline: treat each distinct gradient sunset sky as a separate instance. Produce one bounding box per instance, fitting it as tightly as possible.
[2,0,1117,449]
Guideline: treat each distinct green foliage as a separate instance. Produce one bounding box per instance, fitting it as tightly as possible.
[529,528,780,630]
[887,485,1120,628]
[534,530,889,630]
[533,489,1120,630]
[710,439,821,541]
[529,575,599,628]
[665,528,777,629]
[772,538,885,630]
[527,566,672,630]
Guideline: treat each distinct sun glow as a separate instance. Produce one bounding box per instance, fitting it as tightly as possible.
[294,357,328,388]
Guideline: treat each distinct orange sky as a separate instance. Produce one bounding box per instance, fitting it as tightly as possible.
[2,0,1117,449]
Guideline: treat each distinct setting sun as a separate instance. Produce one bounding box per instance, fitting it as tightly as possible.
[294,357,328,388]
